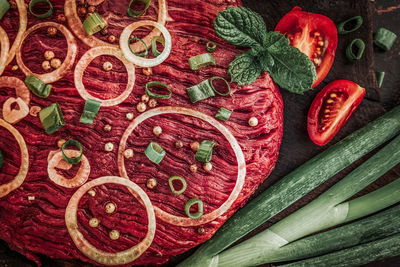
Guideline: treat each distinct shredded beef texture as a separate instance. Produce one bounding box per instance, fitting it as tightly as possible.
[0,0,283,266]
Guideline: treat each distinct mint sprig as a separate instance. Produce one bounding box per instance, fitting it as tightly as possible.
[214,7,317,94]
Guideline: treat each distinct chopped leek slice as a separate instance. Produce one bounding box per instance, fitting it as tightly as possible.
[28,0,53,19]
[39,103,65,134]
[195,140,215,163]
[168,176,187,195]
[206,41,216,52]
[127,0,151,18]
[145,81,172,99]
[82,13,107,35]
[128,37,148,57]
[374,27,397,51]
[209,76,231,96]
[80,99,102,125]
[62,139,83,165]
[145,142,165,164]
[151,35,165,57]
[188,53,216,70]
[25,75,52,98]
[376,71,385,88]
[186,79,215,103]
[215,107,232,122]
[337,16,363,35]
[0,0,10,20]
[346,38,365,62]
[185,198,203,219]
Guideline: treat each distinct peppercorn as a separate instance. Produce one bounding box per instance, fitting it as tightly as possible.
[50,58,62,69]
[108,35,116,43]
[42,61,51,71]
[148,98,157,108]
[47,27,57,37]
[77,7,87,17]
[87,5,96,13]
[57,14,66,23]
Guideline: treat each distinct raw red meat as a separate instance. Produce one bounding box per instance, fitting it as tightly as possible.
[0,0,283,266]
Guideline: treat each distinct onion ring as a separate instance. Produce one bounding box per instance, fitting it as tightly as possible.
[0,76,30,105]
[16,22,78,84]
[2,97,29,124]
[74,46,135,107]
[47,150,90,188]
[117,107,246,227]
[0,26,10,76]
[120,20,171,67]
[64,0,167,52]
[65,176,156,265]
[0,119,29,198]
[5,0,27,67]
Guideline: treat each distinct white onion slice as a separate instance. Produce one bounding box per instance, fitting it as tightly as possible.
[16,22,78,84]
[0,119,29,198]
[2,97,29,124]
[5,0,27,67]
[74,46,135,107]
[0,26,10,76]
[65,176,156,265]
[117,107,246,227]
[120,20,172,67]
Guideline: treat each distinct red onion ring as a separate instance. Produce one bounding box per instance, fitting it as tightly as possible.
[117,106,246,227]
[0,26,10,76]
[65,176,156,265]
[5,0,27,67]
[16,22,78,84]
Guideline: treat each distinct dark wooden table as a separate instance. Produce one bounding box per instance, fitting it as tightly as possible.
[1,0,400,266]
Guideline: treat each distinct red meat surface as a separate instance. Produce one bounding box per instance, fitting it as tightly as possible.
[0,0,283,266]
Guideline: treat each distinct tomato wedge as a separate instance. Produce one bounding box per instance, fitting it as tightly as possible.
[275,7,338,88]
[307,80,365,146]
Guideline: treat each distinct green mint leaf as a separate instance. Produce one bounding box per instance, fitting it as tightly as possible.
[228,51,261,86]
[259,51,274,72]
[214,6,267,48]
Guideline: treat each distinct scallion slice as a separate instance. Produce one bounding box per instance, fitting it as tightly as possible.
[185,198,203,219]
[39,103,65,134]
[375,71,385,88]
[25,75,52,98]
[374,27,397,51]
[145,81,172,99]
[168,176,187,195]
[151,35,165,57]
[129,37,148,57]
[127,0,151,18]
[62,139,83,165]
[82,13,107,36]
[209,76,231,96]
[206,41,216,52]
[80,99,102,125]
[346,38,365,62]
[195,140,215,163]
[0,149,3,170]
[188,53,216,70]
[145,142,166,164]
[28,0,53,19]
[337,16,363,35]
[215,107,232,122]
[0,0,10,20]
[186,79,215,103]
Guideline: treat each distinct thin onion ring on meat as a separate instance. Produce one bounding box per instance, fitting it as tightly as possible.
[16,22,78,84]
[0,26,10,76]
[74,46,135,107]
[117,106,246,227]
[64,0,167,52]
[2,97,29,124]
[47,150,90,188]
[0,76,30,105]
[5,0,27,67]
[65,176,156,266]
[0,119,29,198]
[120,20,171,67]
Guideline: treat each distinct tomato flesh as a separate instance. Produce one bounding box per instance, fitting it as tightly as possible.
[275,7,338,88]
[307,80,365,146]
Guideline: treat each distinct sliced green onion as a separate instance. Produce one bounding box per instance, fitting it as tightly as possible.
[127,0,151,18]
[39,103,65,134]
[29,0,53,19]
[145,142,165,164]
[0,149,3,170]
[151,35,165,57]
[145,81,172,99]
[195,140,215,163]
[337,16,363,35]
[168,176,187,195]
[188,53,216,70]
[346,38,365,62]
[215,107,232,122]
[185,198,203,219]
[375,71,385,88]
[62,139,83,165]
[186,80,215,103]
[82,13,107,36]
[206,41,216,52]
[80,99,102,125]
[25,75,52,98]
[209,76,231,96]
[0,0,10,20]
[374,27,397,51]
[129,37,148,57]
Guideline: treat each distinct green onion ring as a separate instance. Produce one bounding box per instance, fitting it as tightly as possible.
[375,71,385,88]
[129,37,148,57]
[25,75,52,98]
[195,140,215,163]
[209,76,231,96]
[151,35,165,57]
[127,0,151,18]
[82,13,107,36]
[62,139,83,165]
[185,198,204,219]
[346,38,365,62]
[374,27,397,51]
[0,0,10,20]
[206,41,216,52]
[28,0,53,19]
[145,81,172,99]
[188,53,216,70]
[215,107,232,122]
[0,149,4,170]
[80,99,102,125]
[186,79,215,103]
[39,103,65,134]
[145,142,166,164]
[168,176,187,195]
[337,16,363,35]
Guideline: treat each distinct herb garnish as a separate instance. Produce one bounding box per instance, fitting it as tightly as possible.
[214,7,317,94]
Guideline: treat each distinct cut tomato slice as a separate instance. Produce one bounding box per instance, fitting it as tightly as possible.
[275,7,338,88]
[307,80,365,146]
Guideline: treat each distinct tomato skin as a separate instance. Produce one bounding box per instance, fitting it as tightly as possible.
[275,7,338,88]
[307,80,365,146]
